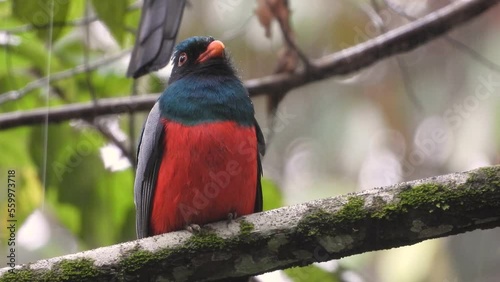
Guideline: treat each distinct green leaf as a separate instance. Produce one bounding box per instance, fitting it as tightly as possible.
[32,126,135,246]
[0,30,76,105]
[0,129,42,240]
[28,124,83,189]
[90,73,132,99]
[0,128,33,166]
[58,151,103,246]
[5,32,51,71]
[12,0,71,42]
[57,151,135,246]
[0,166,44,241]
[91,0,127,44]
[95,169,135,242]
[285,265,340,282]
[262,178,283,211]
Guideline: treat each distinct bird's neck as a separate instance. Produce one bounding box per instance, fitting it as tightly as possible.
[159,75,254,126]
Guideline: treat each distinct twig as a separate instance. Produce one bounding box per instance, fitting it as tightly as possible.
[383,0,500,72]
[264,0,301,145]
[370,0,423,110]
[446,36,500,72]
[0,49,131,105]
[1,166,499,281]
[0,95,156,130]
[313,0,500,75]
[0,0,499,129]
[84,1,99,108]
[266,0,313,70]
[4,32,20,93]
[128,77,140,169]
[93,119,135,168]
[78,1,135,168]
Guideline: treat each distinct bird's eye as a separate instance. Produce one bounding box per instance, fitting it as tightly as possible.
[178,53,188,66]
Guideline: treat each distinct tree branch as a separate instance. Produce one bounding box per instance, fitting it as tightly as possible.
[0,95,156,130]
[383,0,500,72]
[0,0,498,130]
[370,0,423,110]
[0,50,131,105]
[1,166,499,281]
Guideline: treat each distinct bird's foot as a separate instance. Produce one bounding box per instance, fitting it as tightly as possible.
[185,224,201,233]
[226,212,238,226]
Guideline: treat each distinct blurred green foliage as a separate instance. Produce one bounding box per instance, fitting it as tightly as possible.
[285,265,340,282]
[91,0,127,44]
[12,0,71,41]
[261,178,283,211]
[0,0,139,252]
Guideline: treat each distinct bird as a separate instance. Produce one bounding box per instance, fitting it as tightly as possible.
[134,36,265,239]
[127,0,186,78]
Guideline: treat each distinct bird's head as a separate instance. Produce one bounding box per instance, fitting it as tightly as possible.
[168,36,234,83]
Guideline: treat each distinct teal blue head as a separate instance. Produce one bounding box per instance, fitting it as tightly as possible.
[168,36,235,83]
[160,36,254,126]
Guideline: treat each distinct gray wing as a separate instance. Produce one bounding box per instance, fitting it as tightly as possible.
[127,0,186,78]
[255,118,265,156]
[134,102,165,238]
[254,118,265,212]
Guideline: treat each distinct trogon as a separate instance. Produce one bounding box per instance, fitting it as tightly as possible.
[134,36,265,239]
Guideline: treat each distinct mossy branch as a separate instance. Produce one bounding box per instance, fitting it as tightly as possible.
[1,166,500,281]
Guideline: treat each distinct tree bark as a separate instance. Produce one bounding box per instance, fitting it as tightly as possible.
[1,166,499,281]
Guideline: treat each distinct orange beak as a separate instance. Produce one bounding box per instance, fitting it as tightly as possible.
[196,40,225,63]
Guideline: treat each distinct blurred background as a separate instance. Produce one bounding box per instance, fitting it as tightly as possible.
[1,0,500,281]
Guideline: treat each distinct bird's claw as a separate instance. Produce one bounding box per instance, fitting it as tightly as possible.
[185,224,201,233]
[226,212,238,226]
